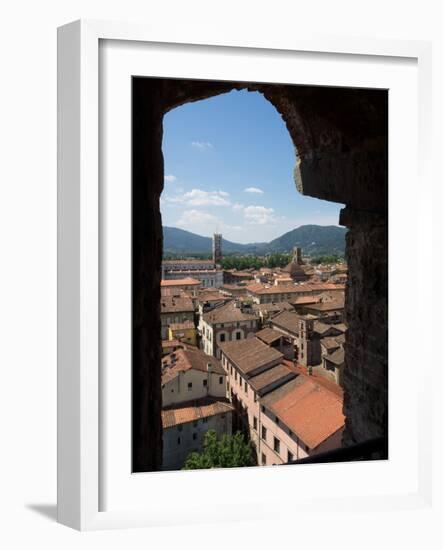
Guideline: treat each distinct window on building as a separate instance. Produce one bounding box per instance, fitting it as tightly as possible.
[177,437,181,445]
[244,383,248,394]
[219,376,223,384]
[261,426,267,440]
[203,379,208,387]
[261,453,266,465]
[192,433,197,441]
[253,392,257,402]
[220,333,226,342]
[275,417,279,426]
[261,405,265,413]
[235,371,237,381]
[253,416,257,430]
[235,332,241,340]
[187,382,193,391]
[287,451,294,462]
[178,425,183,432]
[274,437,280,454]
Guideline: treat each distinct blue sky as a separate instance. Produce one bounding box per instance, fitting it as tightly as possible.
[161,89,343,244]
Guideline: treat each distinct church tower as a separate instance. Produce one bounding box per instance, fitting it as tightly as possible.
[212,233,222,265]
[293,246,302,265]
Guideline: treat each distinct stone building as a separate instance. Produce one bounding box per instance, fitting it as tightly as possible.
[255,327,295,360]
[199,300,259,359]
[219,338,345,465]
[161,277,202,297]
[162,259,224,288]
[160,292,195,339]
[167,321,197,347]
[161,348,233,470]
[282,247,311,282]
[162,400,234,471]
[246,282,345,304]
[161,348,227,407]
[212,232,222,265]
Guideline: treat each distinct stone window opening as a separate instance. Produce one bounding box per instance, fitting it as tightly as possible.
[132,77,388,472]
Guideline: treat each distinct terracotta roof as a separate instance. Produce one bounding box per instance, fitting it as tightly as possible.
[270,311,301,335]
[248,363,296,393]
[219,338,283,376]
[305,297,345,312]
[162,348,224,384]
[197,289,232,302]
[246,283,345,295]
[314,321,347,336]
[162,339,182,348]
[252,301,294,314]
[161,295,194,314]
[289,296,321,306]
[161,278,202,287]
[255,327,285,345]
[162,399,234,429]
[202,300,257,325]
[262,375,345,449]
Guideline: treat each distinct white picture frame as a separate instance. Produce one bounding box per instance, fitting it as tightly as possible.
[57,19,433,531]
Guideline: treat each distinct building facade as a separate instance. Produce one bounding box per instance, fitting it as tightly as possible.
[212,232,222,265]
[161,348,233,470]
[199,300,259,359]
[219,337,345,466]
[160,293,195,339]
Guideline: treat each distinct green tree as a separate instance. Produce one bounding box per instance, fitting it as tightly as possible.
[182,430,256,470]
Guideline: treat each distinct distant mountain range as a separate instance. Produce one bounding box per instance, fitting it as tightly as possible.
[163,224,347,257]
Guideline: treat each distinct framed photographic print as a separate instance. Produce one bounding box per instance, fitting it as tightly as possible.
[57,19,432,530]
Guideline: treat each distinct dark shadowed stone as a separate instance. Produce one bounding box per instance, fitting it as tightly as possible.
[132,77,388,470]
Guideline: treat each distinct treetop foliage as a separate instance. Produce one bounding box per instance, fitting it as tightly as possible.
[182,430,256,470]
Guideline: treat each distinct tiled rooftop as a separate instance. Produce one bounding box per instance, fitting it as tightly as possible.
[161,278,202,286]
[270,311,301,335]
[262,375,345,449]
[246,283,345,295]
[161,295,194,314]
[248,363,296,393]
[202,300,257,325]
[219,337,283,375]
[162,348,224,384]
[169,321,195,331]
[162,399,234,429]
[255,327,285,345]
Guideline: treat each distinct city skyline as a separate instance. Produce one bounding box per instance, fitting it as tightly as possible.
[161,89,343,243]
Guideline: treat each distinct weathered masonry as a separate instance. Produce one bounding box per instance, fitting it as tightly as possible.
[132,78,388,471]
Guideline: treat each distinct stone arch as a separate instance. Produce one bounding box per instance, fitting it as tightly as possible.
[132,77,388,471]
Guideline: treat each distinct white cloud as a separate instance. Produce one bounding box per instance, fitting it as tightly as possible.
[232,202,244,211]
[244,187,264,194]
[191,141,214,150]
[163,188,230,207]
[176,209,218,229]
[243,205,276,225]
[164,174,177,183]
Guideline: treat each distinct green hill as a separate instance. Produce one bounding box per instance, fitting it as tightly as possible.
[163,224,346,257]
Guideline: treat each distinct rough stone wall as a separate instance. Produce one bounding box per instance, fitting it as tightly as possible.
[132,79,165,472]
[339,208,388,448]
